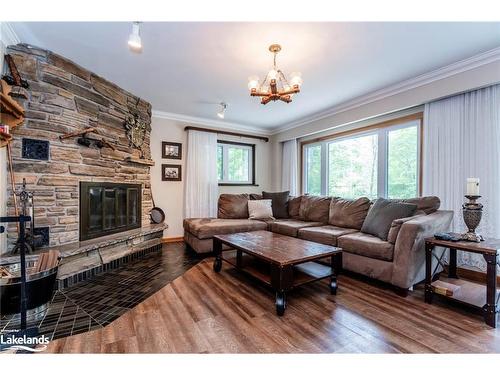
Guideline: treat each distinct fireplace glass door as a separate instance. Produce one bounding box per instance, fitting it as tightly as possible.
[80,182,142,241]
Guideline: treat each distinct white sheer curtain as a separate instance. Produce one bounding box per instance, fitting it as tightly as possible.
[184,130,219,218]
[423,84,500,271]
[281,139,298,196]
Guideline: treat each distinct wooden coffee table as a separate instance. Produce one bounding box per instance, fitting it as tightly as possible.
[212,230,342,316]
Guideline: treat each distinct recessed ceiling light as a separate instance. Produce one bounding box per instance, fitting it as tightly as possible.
[128,22,142,53]
[217,103,227,119]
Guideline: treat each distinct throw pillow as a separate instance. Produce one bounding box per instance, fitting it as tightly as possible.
[361,198,418,241]
[262,191,289,219]
[248,199,274,220]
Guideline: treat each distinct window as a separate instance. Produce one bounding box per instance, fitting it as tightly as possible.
[328,133,378,199]
[305,144,322,195]
[303,116,421,199]
[217,141,255,185]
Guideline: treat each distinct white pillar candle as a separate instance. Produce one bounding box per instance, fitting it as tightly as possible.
[466,178,480,195]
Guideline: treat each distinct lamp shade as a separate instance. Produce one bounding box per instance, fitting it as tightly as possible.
[290,72,303,87]
[247,76,259,90]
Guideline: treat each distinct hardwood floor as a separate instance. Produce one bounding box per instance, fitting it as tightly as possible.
[45,259,500,353]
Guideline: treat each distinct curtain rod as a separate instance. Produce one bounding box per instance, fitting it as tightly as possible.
[184,126,269,142]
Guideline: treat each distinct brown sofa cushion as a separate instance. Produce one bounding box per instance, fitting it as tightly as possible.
[262,191,289,219]
[288,196,302,219]
[329,197,371,229]
[299,196,331,222]
[298,225,358,246]
[217,194,249,219]
[361,198,417,241]
[269,219,323,237]
[183,218,267,239]
[399,196,441,215]
[249,193,262,200]
[337,232,395,262]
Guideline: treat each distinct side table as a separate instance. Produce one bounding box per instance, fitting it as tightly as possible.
[424,235,500,328]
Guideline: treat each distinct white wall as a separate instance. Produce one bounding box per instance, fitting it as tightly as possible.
[150,116,272,238]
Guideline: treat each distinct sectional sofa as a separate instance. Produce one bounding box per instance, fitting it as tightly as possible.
[183,193,453,293]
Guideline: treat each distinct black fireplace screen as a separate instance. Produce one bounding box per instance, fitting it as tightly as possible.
[80,182,142,241]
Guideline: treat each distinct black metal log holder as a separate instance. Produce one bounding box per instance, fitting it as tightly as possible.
[0,215,31,331]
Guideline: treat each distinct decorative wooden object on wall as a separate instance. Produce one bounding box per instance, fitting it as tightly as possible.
[0,132,13,148]
[124,156,155,166]
[162,141,182,160]
[0,79,25,131]
[59,127,98,140]
[162,164,182,181]
[59,126,117,150]
[124,97,149,157]
[2,55,29,90]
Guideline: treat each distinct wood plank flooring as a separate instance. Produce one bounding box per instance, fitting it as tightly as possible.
[44,259,500,353]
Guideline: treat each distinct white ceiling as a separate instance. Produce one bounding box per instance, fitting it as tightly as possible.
[10,22,500,132]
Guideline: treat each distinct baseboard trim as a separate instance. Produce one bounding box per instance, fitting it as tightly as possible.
[162,236,184,243]
[444,265,500,284]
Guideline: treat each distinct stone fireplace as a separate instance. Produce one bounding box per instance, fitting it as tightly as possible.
[2,44,166,287]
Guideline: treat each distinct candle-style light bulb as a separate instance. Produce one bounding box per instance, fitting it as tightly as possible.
[466,178,480,196]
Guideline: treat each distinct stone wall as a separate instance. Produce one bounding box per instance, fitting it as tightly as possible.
[5,44,153,251]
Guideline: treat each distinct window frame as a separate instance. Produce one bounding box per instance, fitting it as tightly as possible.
[301,113,423,198]
[217,140,257,186]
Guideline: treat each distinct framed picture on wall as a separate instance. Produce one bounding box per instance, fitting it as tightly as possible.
[162,164,182,181]
[162,141,182,159]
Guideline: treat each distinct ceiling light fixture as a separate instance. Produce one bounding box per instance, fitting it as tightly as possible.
[248,44,302,105]
[217,102,227,119]
[128,22,142,53]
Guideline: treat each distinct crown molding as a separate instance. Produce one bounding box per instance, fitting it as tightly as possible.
[0,22,21,46]
[152,110,272,136]
[270,46,500,135]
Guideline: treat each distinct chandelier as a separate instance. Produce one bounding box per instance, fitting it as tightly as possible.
[247,44,302,105]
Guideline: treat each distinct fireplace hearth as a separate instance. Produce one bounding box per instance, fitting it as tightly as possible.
[80,182,142,241]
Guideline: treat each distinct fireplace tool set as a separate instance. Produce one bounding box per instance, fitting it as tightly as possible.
[0,182,60,351]
[9,179,42,255]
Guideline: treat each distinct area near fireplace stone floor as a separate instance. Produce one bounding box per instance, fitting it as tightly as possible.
[2,43,163,284]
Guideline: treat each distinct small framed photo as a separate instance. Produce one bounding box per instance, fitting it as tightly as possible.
[162,164,182,181]
[162,142,182,160]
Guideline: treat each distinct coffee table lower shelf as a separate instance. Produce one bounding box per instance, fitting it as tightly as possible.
[222,250,333,289]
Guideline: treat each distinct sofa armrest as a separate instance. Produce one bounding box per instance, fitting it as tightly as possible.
[391,210,454,289]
